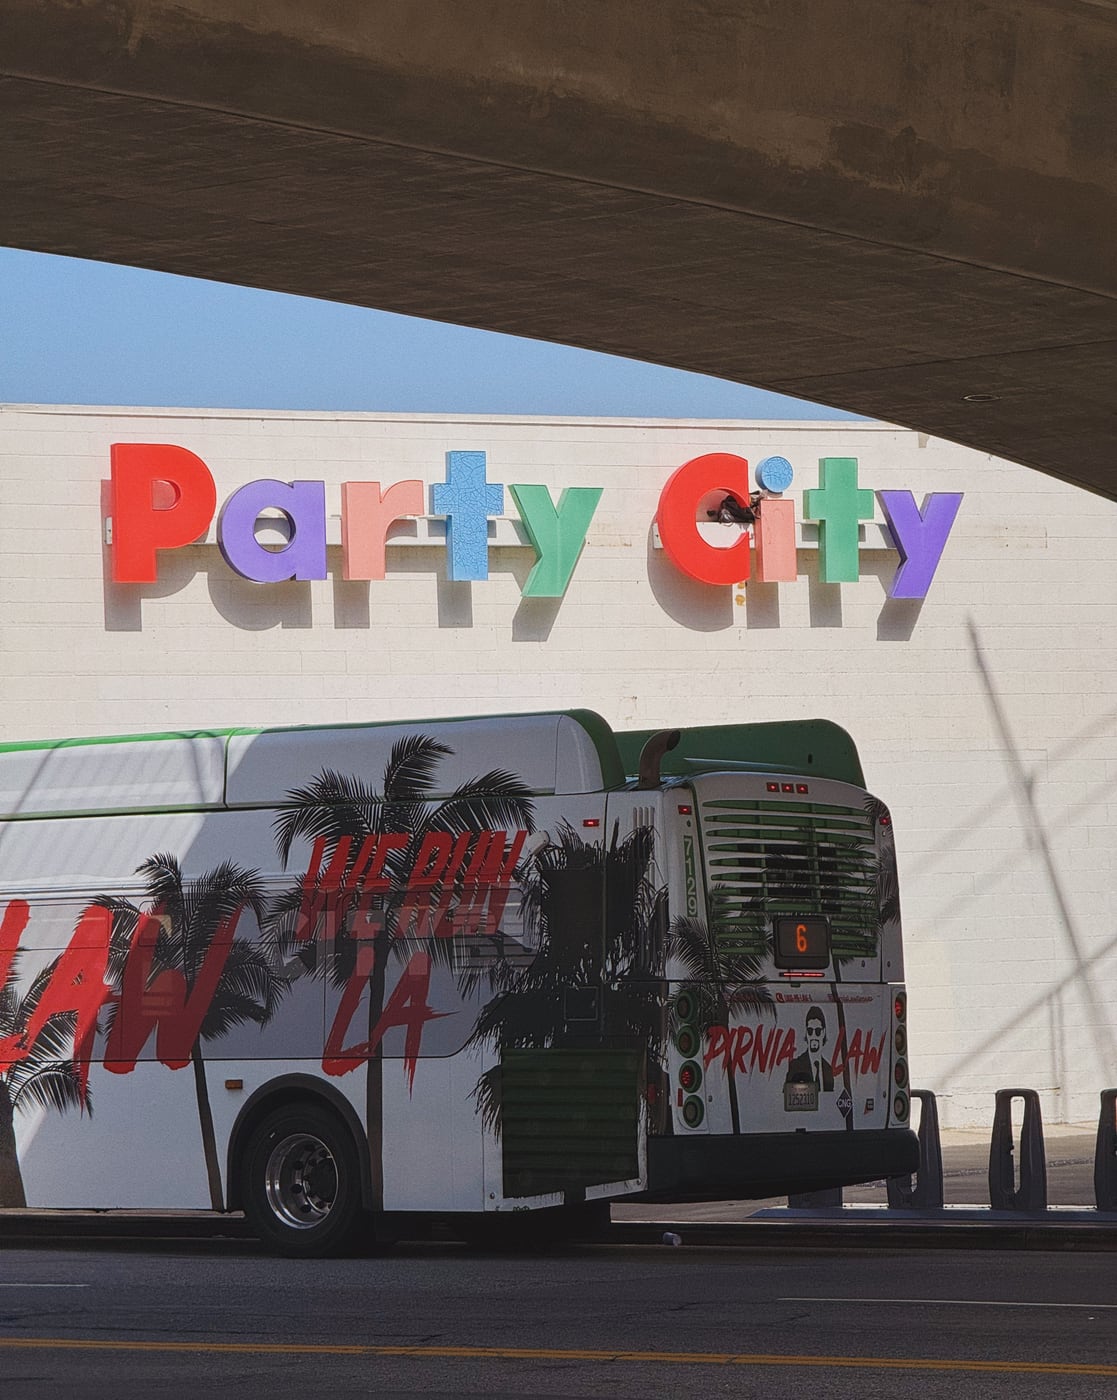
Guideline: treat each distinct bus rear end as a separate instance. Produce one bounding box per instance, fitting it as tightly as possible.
[647,769,918,1199]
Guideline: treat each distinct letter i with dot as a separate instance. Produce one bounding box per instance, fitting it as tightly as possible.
[754,455,798,583]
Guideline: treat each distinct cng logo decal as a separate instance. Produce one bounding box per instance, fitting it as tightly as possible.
[105,444,961,605]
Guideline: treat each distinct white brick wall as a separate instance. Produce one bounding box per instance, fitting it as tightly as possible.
[0,404,1114,1129]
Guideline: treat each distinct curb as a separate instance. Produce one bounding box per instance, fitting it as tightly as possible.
[608,1211,1117,1252]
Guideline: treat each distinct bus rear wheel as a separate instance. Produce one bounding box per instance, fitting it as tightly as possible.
[241,1102,365,1257]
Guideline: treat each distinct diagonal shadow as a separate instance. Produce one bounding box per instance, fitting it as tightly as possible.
[962,616,1117,1074]
[906,701,1117,879]
[918,776,1113,933]
[935,927,1117,1092]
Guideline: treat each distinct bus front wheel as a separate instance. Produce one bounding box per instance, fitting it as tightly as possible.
[240,1102,365,1257]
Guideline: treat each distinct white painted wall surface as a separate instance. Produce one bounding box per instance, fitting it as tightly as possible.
[0,405,1113,1128]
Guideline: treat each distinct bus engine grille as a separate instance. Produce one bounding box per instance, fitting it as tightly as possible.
[700,798,880,959]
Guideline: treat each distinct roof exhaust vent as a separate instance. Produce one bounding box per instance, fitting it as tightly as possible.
[636,729,681,789]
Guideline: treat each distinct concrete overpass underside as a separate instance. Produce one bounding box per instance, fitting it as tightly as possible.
[1,1,1114,497]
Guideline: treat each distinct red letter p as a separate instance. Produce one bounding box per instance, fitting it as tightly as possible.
[110,444,218,583]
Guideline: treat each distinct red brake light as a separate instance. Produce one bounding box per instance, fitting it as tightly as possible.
[583,818,600,828]
[767,782,779,792]
[677,804,692,815]
[796,784,809,794]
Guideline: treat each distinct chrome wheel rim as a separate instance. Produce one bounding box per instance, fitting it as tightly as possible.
[264,1132,339,1229]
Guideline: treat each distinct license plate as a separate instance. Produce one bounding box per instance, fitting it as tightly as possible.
[784,1079,819,1112]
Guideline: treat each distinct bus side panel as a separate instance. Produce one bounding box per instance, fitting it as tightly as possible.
[378,1044,489,1214]
[19,1060,211,1209]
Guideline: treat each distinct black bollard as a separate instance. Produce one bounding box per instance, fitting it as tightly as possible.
[988,1088,1047,1211]
[1094,1089,1117,1213]
[886,1089,944,1209]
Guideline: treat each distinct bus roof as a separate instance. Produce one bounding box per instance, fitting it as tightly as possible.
[615,721,865,788]
[0,710,625,820]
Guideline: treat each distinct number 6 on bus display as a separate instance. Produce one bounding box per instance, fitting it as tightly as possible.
[774,916,831,971]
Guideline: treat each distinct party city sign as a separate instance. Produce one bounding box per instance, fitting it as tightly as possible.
[106,444,963,601]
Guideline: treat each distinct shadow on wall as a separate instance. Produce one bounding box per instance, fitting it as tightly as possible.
[102,535,915,636]
[101,544,552,634]
[645,525,735,632]
[647,530,917,634]
[857,556,924,639]
[927,620,1117,1114]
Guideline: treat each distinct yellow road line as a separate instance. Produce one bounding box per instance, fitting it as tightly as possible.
[0,1337,1113,1376]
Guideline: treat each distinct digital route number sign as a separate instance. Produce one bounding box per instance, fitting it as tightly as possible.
[774,916,831,971]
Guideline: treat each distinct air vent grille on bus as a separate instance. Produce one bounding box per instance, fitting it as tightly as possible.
[701,798,880,960]
[500,1048,641,1197]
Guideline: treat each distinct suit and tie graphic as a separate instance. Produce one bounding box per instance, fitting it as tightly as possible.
[784,1007,835,1093]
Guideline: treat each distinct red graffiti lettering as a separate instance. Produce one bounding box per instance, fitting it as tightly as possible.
[400,832,475,938]
[360,833,408,892]
[703,1025,804,1079]
[296,834,406,943]
[828,1030,856,1080]
[295,835,354,942]
[323,949,447,1088]
[749,1025,777,1073]
[828,1026,887,1078]
[830,1025,847,1078]
[474,830,526,931]
[704,1025,728,1072]
[407,833,453,889]
[0,899,29,992]
[102,908,240,1073]
[398,831,527,939]
[0,905,113,1103]
[705,1019,727,1069]
[860,1030,886,1076]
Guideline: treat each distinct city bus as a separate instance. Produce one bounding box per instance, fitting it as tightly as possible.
[0,710,916,1254]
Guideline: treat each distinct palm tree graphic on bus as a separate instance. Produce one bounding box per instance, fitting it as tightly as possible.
[268,733,536,1211]
[666,884,774,1135]
[470,820,670,1144]
[0,903,92,1208]
[96,855,284,1210]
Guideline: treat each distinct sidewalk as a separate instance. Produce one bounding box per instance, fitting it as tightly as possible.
[614,1124,1103,1224]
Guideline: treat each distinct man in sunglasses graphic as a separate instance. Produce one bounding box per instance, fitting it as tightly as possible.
[784,1006,835,1093]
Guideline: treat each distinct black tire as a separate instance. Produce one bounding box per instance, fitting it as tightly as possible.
[240,1101,366,1258]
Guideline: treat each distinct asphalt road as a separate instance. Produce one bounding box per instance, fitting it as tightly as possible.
[0,1239,1114,1399]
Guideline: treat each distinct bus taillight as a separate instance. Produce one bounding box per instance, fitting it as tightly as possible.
[678,1060,702,1093]
[682,1096,705,1128]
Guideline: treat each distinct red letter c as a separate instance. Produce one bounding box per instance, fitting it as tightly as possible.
[656,453,752,586]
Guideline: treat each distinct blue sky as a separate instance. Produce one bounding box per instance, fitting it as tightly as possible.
[1,247,858,420]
